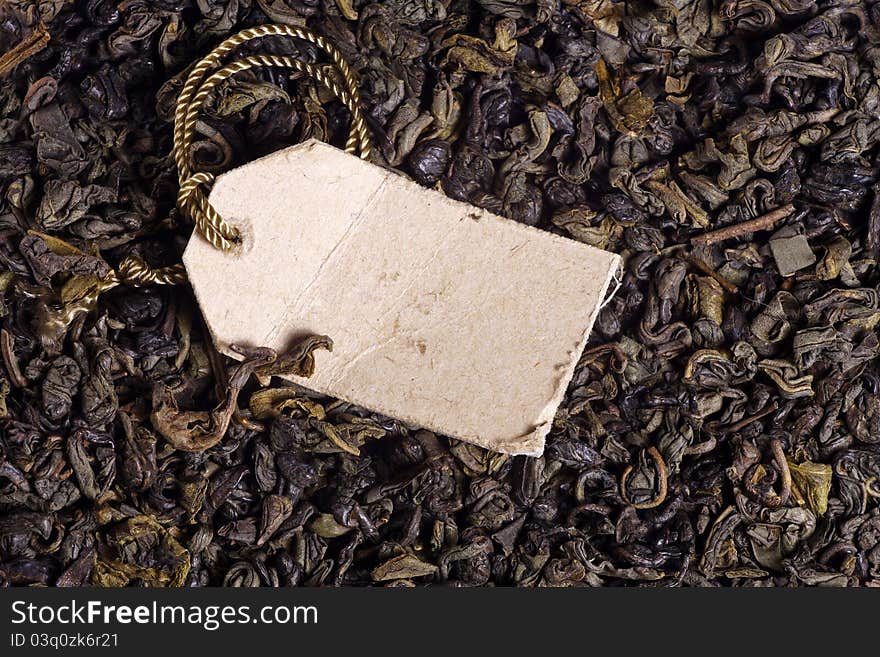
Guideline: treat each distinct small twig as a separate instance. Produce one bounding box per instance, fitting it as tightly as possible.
[768,438,792,508]
[709,400,779,435]
[0,24,50,78]
[789,477,807,507]
[686,256,739,294]
[690,203,795,246]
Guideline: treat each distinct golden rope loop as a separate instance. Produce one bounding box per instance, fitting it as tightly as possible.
[173,24,372,252]
[105,25,370,288]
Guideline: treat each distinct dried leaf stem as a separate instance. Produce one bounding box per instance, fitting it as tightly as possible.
[0,24,50,78]
[620,446,669,510]
[691,203,795,246]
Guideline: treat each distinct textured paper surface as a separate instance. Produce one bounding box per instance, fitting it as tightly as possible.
[183,139,620,456]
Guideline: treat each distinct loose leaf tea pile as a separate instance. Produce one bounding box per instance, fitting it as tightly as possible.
[1,0,880,587]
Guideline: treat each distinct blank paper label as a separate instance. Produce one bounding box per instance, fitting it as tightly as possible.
[183,139,620,456]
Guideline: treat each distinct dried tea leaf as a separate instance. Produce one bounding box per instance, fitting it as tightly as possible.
[372,553,438,581]
[555,74,580,108]
[308,513,353,539]
[563,0,624,36]
[335,0,358,21]
[596,59,654,136]
[441,18,517,74]
[0,376,9,418]
[249,388,326,421]
[257,494,294,546]
[153,338,330,451]
[788,460,833,516]
[92,516,189,587]
[20,232,111,286]
[212,80,290,117]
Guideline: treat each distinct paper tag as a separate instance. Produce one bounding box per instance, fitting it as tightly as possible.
[183,139,620,456]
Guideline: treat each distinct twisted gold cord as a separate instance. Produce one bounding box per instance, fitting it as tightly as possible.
[91,260,189,294]
[174,24,372,251]
[114,24,371,284]
[113,259,188,287]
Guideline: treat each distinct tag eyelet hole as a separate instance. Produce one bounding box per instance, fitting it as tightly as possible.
[228,222,254,257]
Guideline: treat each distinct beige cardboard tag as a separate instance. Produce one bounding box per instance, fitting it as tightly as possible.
[183,139,620,456]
